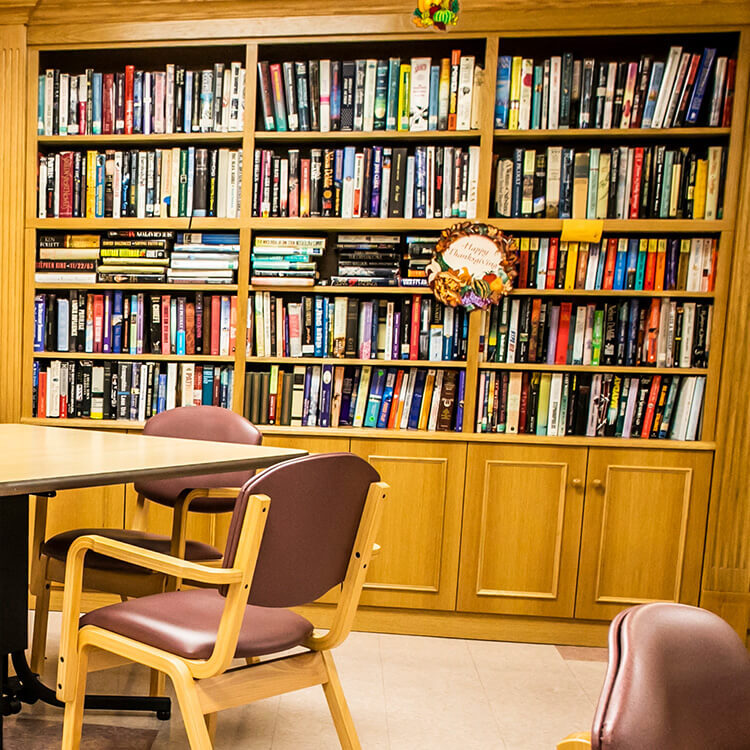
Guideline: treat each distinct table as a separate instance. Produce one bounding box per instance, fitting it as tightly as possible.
[0,424,306,745]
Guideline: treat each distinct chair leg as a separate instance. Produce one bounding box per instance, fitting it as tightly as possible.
[61,644,90,750]
[30,582,51,675]
[169,669,213,750]
[149,668,166,697]
[320,651,361,750]
[205,712,217,743]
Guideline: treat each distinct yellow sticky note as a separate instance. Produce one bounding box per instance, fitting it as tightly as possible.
[560,219,604,243]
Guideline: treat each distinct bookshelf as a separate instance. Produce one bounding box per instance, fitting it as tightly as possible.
[14,13,750,644]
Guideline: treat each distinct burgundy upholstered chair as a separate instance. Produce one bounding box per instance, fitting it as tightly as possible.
[57,452,388,750]
[557,602,750,749]
[30,405,262,676]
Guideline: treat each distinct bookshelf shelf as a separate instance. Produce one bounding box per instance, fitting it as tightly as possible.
[34,283,239,292]
[36,133,244,146]
[253,130,481,142]
[33,352,235,362]
[486,219,728,232]
[247,356,467,368]
[31,218,243,230]
[477,363,706,375]
[504,289,715,298]
[493,127,731,140]
[249,284,431,295]
[249,217,456,230]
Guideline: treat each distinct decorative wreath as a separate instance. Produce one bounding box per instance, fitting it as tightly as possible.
[413,0,459,30]
[427,222,518,311]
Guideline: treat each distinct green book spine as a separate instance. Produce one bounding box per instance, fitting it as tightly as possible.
[178,148,188,216]
[591,308,604,365]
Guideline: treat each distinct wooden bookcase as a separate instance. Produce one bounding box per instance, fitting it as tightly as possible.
[16,15,750,645]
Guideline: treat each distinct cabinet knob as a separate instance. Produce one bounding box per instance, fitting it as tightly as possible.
[571,478,583,489]
[592,479,605,492]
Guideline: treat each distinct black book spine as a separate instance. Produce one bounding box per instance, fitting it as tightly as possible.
[128,149,138,217]
[309,148,322,216]
[615,300,629,365]
[149,294,161,354]
[651,146,665,219]
[559,147,574,219]
[361,146,373,218]
[693,302,709,367]
[81,361,92,418]
[193,148,208,216]
[511,148,523,218]
[517,298,532,362]
[341,61,355,131]
[271,155,281,216]
[251,148,262,217]
[434,146,443,218]
[559,52,574,128]
[639,147,653,219]
[174,66,185,133]
[602,302,618,366]
[607,146,619,219]
[308,60,320,131]
[612,61,628,127]
[594,62,608,128]
[52,69,60,135]
[631,55,652,128]
[207,148,218,217]
[330,60,341,131]
[282,61,299,131]
[388,147,408,218]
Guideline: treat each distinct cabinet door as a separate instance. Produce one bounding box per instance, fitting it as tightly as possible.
[457,444,587,618]
[350,439,467,611]
[575,448,713,621]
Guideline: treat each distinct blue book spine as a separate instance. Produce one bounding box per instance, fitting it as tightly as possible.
[385,58,400,131]
[455,369,466,431]
[343,146,356,194]
[322,297,330,355]
[182,70,192,133]
[407,369,427,429]
[642,62,664,127]
[95,153,106,217]
[314,296,324,356]
[330,61,341,130]
[511,148,523,217]
[175,327,186,356]
[392,311,401,359]
[295,61,311,131]
[376,369,396,428]
[157,373,167,412]
[365,367,387,427]
[112,292,123,353]
[370,145,383,217]
[373,59,389,130]
[414,146,427,218]
[495,55,512,128]
[92,72,103,134]
[57,298,69,351]
[625,238,639,289]
[635,243,647,290]
[625,300,640,365]
[595,240,607,289]
[686,48,717,124]
[370,300,378,359]
[559,148,574,219]
[531,64,543,129]
[37,74,45,134]
[133,71,143,133]
[34,294,45,351]
[32,361,40,414]
[613,245,628,290]
[334,148,344,213]
[319,364,333,427]
[302,366,312,424]
[175,232,240,245]
[666,238,679,290]
[129,363,139,420]
[201,368,213,405]
[220,368,229,408]
[428,65,440,130]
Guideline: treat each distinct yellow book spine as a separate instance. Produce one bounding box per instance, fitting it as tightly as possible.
[85,150,97,218]
[692,158,708,219]
[418,370,435,430]
[508,56,522,130]
[398,64,411,131]
[564,242,578,290]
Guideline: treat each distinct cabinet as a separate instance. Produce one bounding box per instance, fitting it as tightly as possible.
[575,448,713,620]
[457,444,587,618]
[350,439,467,611]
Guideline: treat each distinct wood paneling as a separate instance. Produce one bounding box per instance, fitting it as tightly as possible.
[458,444,587,617]
[350,439,466,610]
[576,449,713,620]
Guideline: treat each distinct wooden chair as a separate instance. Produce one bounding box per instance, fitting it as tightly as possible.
[30,405,262,676]
[557,602,750,750]
[57,452,388,750]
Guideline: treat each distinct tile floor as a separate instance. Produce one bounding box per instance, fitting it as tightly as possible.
[4,612,608,749]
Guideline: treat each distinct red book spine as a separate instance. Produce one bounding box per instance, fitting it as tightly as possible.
[448,49,460,130]
[59,152,74,218]
[38,371,47,417]
[102,73,114,135]
[193,365,203,405]
[707,239,718,292]
[124,65,135,134]
[409,294,421,360]
[545,237,558,289]
[629,148,643,218]
[161,295,170,353]
[640,375,662,438]
[93,294,104,353]
[211,295,221,356]
[60,384,68,419]
[212,366,221,405]
[518,243,529,288]
[555,302,572,364]
[646,299,660,363]
[387,370,405,429]
[78,99,87,136]
[517,371,530,433]
[603,238,618,290]
[644,244,657,291]
[721,59,736,128]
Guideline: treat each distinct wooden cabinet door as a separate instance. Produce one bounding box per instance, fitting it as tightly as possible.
[575,448,713,621]
[457,444,587,618]
[350,439,467,611]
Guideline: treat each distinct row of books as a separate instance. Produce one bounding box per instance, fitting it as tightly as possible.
[32,360,235,420]
[476,370,705,441]
[244,364,464,431]
[257,53,481,133]
[248,291,467,362]
[479,297,711,368]
[250,235,324,286]
[511,236,716,292]
[38,62,245,136]
[252,144,480,220]
[35,232,240,285]
[38,148,243,219]
[33,290,237,356]
[495,47,734,130]
[493,144,725,220]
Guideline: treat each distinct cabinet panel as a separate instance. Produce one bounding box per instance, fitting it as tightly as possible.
[458,444,587,617]
[576,449,713,621]
[350,439,466,611]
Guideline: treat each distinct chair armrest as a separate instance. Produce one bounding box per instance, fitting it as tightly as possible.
[68,534,243,585]
[556,732,592,748]
[180,487,241,505]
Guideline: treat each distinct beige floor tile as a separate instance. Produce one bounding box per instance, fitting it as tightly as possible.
[566,659,608,707]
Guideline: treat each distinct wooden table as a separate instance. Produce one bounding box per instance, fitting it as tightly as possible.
[0,424,305,744]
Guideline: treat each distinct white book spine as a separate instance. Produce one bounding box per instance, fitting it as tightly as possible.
[548,56,562,130]
[466,145,480,219]
[586,374,602,436]
[362,59,377,132]
[545,146,562,217]
[651,46,683,129]
[404,155,415,219]
[602,61,617,129]
[518,58,534,130]
[582,304,595,365]
[537,238,549,289]
[165,63,175,134]
[166,362,178,410]
[399,371,415,430]
[506,298,520,363]
[547,373,563,436]
[622,377,639,438]
[670,377,696,440]
[37,156,46,218]
[572,306,586,364]
[506,372,522,434]
[319,59,332,132]
[58,73,69,135]
[708,57,728,127]
[428,369,444,431]
[679,302,696,367]
[137,150,147,218]
[685,376,705,440]
[426,145,435,219]
[456,55,475,130]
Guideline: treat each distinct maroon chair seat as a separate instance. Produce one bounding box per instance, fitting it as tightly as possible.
[80,589,314,660]
[43,529,222,573]
[592,602,750,750]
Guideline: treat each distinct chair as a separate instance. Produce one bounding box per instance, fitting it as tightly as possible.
[58,452,388,750]
[30,405,262,676]
[557,602,750,750]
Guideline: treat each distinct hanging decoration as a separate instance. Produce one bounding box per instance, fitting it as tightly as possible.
[413,0,459,30]
[427,222,518,311]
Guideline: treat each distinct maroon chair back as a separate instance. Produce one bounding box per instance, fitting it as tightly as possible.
[223,453,379,608]
[592,602,750,750]
[134,406,262,513]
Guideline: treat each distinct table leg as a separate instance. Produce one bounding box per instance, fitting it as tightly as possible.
[0,494,171,732]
